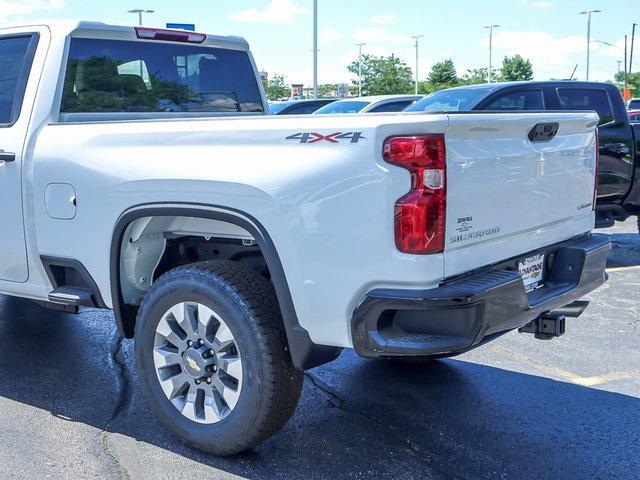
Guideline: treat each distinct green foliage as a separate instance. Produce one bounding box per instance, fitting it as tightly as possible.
[266,74,291,101]
[459,68,490,85]
[345,54,535,97]
[614,71,640,96]
[419,61,492,92]
[427,59,458,90]
[318,84,335,97]
[499,55,534,82]
[347,54,414,96]
[417,81,435,94]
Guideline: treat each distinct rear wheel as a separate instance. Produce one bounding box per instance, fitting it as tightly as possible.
[135,261,303,455]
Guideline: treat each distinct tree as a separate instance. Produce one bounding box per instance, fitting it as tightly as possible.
[347,54,413,96]
[266,74,290,101]
[426,59,458,90]
[417,81,435,94]
[459,68,491,85]
[614,71,640,97]
[319,84,335,97]
[499,55,534,82]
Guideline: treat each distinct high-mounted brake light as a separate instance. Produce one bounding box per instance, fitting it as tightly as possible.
[383,135,446,254]
[135,27,206,44]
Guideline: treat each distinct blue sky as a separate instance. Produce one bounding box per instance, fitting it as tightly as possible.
[4,0,637,86]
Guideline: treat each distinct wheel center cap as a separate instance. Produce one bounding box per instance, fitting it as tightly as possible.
[182,348,210,379]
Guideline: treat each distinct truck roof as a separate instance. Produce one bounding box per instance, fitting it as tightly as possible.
[443,80,620,92]
[0,20,250,50]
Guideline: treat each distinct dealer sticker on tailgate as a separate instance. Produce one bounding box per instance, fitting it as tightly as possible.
[518,254,545,292]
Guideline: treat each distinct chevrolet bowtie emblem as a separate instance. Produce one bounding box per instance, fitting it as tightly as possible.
[186,357,201,372]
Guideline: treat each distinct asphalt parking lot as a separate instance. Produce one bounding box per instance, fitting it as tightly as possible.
[0,219,638,480]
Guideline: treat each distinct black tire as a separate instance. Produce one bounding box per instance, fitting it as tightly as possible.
[135,260,303,455]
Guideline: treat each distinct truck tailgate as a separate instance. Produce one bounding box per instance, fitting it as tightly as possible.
[444,112,599,277]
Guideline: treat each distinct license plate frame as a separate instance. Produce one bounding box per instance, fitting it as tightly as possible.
[518,254,545,292]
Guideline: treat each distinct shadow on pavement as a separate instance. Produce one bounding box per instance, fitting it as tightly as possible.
[605,232,640,268]
[0,295,638,479]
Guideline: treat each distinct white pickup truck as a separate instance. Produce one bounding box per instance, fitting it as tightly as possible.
[0,21,610,455]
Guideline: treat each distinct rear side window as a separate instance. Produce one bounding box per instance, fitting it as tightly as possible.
[315,101,369,114]
[369,100,415,113]
[0,35,38,125]
[557,88,614,125]
[285,102,326,115]
[483,90,544,111]
[60,38,264,118]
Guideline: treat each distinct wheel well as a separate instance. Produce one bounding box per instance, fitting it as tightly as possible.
[117,215,269,335]
[111,206,342,370]
[154,236,269,282]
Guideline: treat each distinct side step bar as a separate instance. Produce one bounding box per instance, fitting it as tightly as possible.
[35,300,79,314]
[48,286,96,308]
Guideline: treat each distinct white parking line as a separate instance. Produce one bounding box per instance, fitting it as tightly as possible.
[572,370,640,387]
[606,265,640,273]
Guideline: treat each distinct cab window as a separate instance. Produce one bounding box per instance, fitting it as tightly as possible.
[483,90,544,111]
[369,100,415,113]
[557,88,614,125]
[0,34,38,125]
[60,38,264,119]
[286,102,324,115]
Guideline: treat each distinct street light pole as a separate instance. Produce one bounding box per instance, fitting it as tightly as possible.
[312,0,318,99]
[484,25,500,83]
[356,43,366,97]
[411,35,424,95]
[625,35,629,92]
[630,23,637,74]
[127,9,154,25]
[580,10,602,81]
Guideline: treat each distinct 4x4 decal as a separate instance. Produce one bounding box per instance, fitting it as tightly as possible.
[286,132,365,144]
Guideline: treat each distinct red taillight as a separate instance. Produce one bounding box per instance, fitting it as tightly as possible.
[135,27,206,44]
[593,129,600,211]
[383,135,446,254]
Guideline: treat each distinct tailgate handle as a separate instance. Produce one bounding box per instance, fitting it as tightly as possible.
[0,150,15,162]
[528,123,559,143]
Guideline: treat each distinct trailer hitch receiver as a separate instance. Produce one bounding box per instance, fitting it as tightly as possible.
[518,300,589,340]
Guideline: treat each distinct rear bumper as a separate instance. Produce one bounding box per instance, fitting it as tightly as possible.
[351,234,611,358]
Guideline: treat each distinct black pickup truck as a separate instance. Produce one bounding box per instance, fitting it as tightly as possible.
[406,81,640,231]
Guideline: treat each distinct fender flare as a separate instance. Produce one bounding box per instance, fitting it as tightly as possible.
[110,202,341,370]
